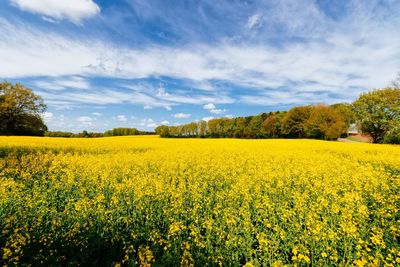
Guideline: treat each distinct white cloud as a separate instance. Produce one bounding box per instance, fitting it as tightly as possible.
[173,113,191,119]
[143,105,152,109]
[246,13,263,29]
[77,116,93,127]
[156,87,169,97]
[203,103,216,110]
[147,123,157,128]
[10,0,100,24]
[209,108,227,114]
[140,118,157,128]
[1,1,400,109]
[203,103,227,114]
[114,115,127,122]
[36,88,173,109]
[45,114,70,131]
[92,112,102,116]
[2,17,398,102]
[41,16,58,24]
[202,116,214,121]
[41,111,53,121]
[239,89,346,106]
[78,116,92,122]
[35,76,90,91]
[154,93,234,105]
[160,120,170,125]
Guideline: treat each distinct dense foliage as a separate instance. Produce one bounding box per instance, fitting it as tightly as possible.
[0,136,399,266]
[156,105,350,140]
[353,88,400,143]
[157,88,400,144]
[104,128,141,136]
[44,130,103,138]
[0,82,47,136]
[45,128,154,138]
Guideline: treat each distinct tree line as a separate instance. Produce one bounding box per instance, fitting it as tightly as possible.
[1,80,399,143]
[45,128,154,138]
[155,104,354,140]
[156,87,400,144]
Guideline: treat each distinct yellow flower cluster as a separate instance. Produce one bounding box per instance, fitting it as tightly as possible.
[0,136,399,266]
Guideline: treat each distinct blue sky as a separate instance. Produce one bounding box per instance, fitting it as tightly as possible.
[1,0,399,132]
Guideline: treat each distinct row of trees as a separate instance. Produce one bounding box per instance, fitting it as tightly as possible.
[2,80,399,143]
[45,128,154,138]
[44,131,103,138]
[156,87,400,143]
[156,104,353,140]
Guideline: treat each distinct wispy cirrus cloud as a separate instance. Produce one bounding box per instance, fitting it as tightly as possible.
[1,13,399,99]
[1,0,400,132]
[246,13,263,29]
[35,76,90,91]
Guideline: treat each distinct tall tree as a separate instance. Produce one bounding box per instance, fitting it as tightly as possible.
[199,121,207,137]
[0,82,47,136]
[330,103,356,128]
[305,105,346,140]
[247,115,265,138]
[282,106,313,138]
[263,112,285,138]
[353,88,400,143]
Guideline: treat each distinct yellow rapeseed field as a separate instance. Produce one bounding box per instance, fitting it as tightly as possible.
[0,136,399,266]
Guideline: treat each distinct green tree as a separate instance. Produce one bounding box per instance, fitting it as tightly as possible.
[247,115,265,138]
[353,88,400,143]
[208,118,228,137]
[155,125,170,137]
[383,119,400,144]
[263,112,285,138]
[199,121,207,137]
[104,128,140,136]
[0,81,47,136]
[331,103,356,129]
[222,118,236,138]
[282,106,313,138]
[233,117,246,138]
[306,105,346,140]
[187,122,198,136]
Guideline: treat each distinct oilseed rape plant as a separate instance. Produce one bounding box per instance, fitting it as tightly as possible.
[0,136,399,266]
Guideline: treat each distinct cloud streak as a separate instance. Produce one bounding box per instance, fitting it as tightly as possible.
[10,0,100,24]
[1,12,399,102]
[173,113,191,119]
